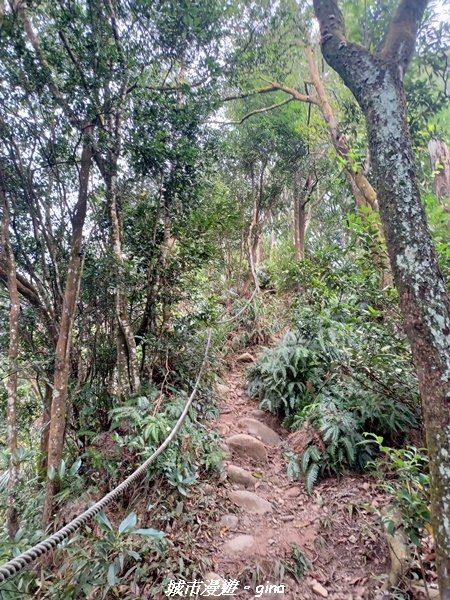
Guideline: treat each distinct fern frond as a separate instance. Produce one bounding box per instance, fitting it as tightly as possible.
[301,446,312,473]
[305,463,319,494]
[341,436,356,465]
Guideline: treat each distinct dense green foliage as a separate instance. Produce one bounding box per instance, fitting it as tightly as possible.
[0,0,448,596]
[248,237,420,491]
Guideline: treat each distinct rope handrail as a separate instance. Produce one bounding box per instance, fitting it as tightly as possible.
[0,329,212,584]
[220,287,258,324]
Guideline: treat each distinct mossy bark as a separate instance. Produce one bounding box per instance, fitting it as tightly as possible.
[313,0,450,596]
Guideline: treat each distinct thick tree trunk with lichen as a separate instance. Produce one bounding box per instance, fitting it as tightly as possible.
[313,0,450,595]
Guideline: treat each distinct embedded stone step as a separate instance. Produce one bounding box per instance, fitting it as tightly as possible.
[215,423,230,436]
[238,417,280,446]
[226,465,258,488]
[227,434,268,464]
[220,514,239,529]
[284,486,302,499]
[228,490,273,514]
[250,408,267,419]
[222,534,256,558]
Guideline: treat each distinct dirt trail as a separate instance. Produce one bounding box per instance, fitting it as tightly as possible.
[204,356,388,600]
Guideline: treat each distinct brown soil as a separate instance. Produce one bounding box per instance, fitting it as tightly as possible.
[205,356,391,600]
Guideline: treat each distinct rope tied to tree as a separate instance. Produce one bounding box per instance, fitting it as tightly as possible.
[0,328,212,585]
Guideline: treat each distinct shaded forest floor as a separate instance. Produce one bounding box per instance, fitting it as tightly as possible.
[194,354,413,600]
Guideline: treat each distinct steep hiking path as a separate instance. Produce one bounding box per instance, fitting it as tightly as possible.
[203,354,389,600]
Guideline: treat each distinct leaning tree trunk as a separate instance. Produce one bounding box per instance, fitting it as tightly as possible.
[0,165,20,540]
[42,133,93,529]
[313,0,450,595]
[428,138,450,202]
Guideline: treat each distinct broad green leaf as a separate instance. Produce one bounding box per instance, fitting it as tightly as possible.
[107,563,116,586]
[58,459,66,478]
[134,528,165,539]
[96,511,113,531]
[69,458,82,476]
[118,512,137,534]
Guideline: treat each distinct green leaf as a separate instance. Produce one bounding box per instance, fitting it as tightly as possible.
[134,528,165,539]
[107,563,116,586]
[96,511,113,531]
[305,463,319,494]
[118,512,137,535]
[69,458,82,476]
[48,465,56,480]
[58,460,66,478]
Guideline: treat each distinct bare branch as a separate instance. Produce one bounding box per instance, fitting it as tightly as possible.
[217,97,295,126]
[221,85,284,102]
[259,77,316,104]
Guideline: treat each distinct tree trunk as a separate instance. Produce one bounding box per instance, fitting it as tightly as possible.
[298,200,306,260]
[39,381,53,477]
[306,45,378,211]
[428,138,450,201]
[242,164,261,295]
[293,191,301,261]
[161,188,173,332]
[42,132,93,529]
[313,0,450,595]
[0,164,20,540]
[306,44,391,286]
[105,152,140,397]
[293,172,316,260]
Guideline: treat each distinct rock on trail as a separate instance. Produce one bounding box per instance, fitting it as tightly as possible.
[228,490,273,514]
[227,433,268,464]
[222,534,257,558]
[238,417,281,446]
[226,464,258,488]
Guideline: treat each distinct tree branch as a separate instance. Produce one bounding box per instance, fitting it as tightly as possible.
[9,0,76,124]
[222,85,286,102]
[379,0,429,76]
[0,256,41,308]
[217,97,295,125]
[312,0,348,46]
[222,80,316,105]
[58,31,105,128]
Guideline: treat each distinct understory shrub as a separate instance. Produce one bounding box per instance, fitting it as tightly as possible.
[0,376,224,598]
[247,302,420,491]
[365,434,431,548]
